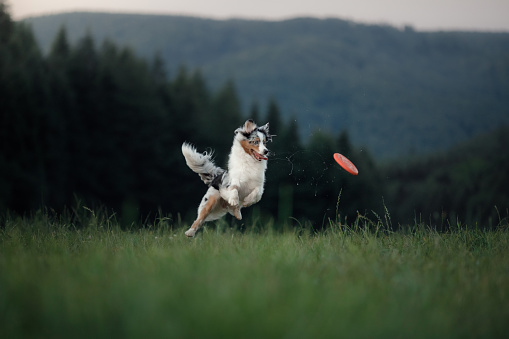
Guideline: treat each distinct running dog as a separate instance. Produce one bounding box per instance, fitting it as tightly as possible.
[181,119,271,237]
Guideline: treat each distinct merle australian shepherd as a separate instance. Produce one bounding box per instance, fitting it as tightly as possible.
[181,119,271,237]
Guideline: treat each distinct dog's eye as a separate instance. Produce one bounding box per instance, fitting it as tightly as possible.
[251,140,259,146]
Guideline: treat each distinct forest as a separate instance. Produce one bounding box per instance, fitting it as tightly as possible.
[1,3,508,228]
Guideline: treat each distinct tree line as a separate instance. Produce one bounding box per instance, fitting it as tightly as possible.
[1,3,507,228]
[0,4,382,227]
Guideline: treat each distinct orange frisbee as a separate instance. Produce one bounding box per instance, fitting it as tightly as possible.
[333,153,358,175]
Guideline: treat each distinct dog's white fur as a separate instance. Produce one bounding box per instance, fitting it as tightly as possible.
[182,120,270,237]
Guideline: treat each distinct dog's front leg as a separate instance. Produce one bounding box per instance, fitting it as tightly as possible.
[220,185,240,207]
[242,187,262,208]
[222,187,242,220]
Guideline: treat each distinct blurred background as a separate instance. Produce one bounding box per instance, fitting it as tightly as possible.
[1,0,508,228]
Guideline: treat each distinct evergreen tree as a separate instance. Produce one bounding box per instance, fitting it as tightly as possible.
[265,97,283,136]
[0,6,49,211]
[210,79,243,165]
[45,26,74,207]
[248,101,261,123]
[259,99,288,223]
[169,66,205,145]
[49,26,70,63]
[150,52,167,86]
[301,131,338,226]
[337,130,352,157]
[0,1,13,44]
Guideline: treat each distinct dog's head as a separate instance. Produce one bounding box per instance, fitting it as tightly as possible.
[235,119,272,162]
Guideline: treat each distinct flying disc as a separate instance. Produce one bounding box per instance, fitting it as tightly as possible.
[333,153,358,175]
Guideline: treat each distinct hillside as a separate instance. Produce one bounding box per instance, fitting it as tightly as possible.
[24,12,509,158]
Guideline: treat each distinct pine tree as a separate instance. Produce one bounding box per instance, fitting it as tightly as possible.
[210,79,243,165]
[248,101,261,123]
[45,26,74,207]
[265,97,282,135]
[0,4,49,211]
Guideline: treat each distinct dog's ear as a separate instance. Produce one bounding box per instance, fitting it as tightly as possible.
[258,122,272,141]
[243,119,257,134]
[259,122,269,133]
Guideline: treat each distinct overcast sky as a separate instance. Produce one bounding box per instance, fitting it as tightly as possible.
[10,0,509,32]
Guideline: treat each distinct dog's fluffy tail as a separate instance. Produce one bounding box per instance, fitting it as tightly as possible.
[182,142,225,186]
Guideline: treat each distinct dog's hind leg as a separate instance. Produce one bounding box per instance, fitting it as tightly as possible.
[185,190,221,237]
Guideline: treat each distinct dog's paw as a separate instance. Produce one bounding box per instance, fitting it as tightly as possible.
[228,195,239,207]
[185,228,196,237]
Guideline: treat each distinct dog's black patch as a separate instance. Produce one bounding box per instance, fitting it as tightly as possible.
[210,171,226,190]
[257,123,273,142]
[256,128,268,140]
[242,129,265,140]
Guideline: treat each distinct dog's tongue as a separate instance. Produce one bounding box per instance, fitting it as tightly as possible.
[254,152,268,161]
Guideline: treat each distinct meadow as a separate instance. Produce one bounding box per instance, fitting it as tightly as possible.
[1,210,508,338]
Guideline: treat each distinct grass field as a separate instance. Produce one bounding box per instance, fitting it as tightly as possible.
[1,210,508,338]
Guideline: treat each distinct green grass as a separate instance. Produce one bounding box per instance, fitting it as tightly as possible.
[1,211,508,338]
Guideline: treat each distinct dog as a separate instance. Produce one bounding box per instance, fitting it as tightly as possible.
[181,119,271,237]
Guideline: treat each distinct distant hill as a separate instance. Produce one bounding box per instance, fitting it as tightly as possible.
[23,12,509,158]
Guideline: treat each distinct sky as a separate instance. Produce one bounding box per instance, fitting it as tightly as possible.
[9,0,509,32]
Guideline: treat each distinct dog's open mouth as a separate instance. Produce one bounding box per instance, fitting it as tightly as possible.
[251,149,268,161]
